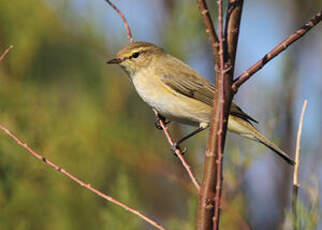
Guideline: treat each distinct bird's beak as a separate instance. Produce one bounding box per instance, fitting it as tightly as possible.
[107,58,122,64]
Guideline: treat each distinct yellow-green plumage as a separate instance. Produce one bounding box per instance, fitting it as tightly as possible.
[108,41,294,165]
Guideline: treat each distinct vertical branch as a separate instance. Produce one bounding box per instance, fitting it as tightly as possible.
[292,100,307,229]
[197,0,242,228]
[224,0,244,69]
[197,0,220,66]
[196,0,222,227]
[212,0,225,228]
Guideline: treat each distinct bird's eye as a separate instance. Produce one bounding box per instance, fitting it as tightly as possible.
[132,52,140,58]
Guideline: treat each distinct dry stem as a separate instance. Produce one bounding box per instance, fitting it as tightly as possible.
[292,100,308,229]
[293,100,307,186]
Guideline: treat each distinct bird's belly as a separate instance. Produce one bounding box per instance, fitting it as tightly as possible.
[132,76,211,126]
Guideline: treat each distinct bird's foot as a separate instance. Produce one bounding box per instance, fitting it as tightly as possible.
[170,142,187,156]
[154,115,170,130]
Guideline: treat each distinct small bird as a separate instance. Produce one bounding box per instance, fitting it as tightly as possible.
[107,41,294,165]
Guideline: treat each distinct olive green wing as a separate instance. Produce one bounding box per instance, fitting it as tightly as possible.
[157,57,257,123]
[160,72,216,106]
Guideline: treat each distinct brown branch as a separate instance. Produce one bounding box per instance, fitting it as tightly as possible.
[105,0,134,43]
[224,0,244,68]
[212,1,225,229]
[197,0,220,65]
[197,0,236,229]
[210,7,245,229]
[0,45,14,62]
[292,100,307,229]
[152,109,201,191]
[232,11,322,92]
[0,124,167,230]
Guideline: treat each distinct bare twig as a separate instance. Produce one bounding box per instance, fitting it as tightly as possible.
[152,109,201,191]
[104,0,134,43]
[0,45,14,62]
[197,0,220,65]
[232,11,322,92]
[0,124,167,230]
[292,100,308,229]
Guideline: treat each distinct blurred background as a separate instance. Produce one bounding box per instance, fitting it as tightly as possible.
[0,0,321,229]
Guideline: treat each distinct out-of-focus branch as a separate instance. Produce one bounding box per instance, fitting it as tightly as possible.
[232,11,322,92]
[197,0,220,65]
[293,100,307,187]
[292,100,307,229]
[153,109,200,191]
[105,0,134,43]
[0,45,14,62]
[0,124,167,230]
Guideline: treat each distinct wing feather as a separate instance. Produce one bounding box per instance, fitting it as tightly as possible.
[157,55,258,123]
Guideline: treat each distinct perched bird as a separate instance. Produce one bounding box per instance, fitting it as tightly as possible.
[107,41,294,165]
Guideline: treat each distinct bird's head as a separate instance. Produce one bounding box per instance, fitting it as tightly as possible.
[107,41,164,76]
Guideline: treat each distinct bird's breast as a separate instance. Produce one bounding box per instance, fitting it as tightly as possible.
[131,70,211,126]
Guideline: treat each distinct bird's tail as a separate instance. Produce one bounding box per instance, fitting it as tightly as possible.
[252,130,295,165]
[232,117,295,166]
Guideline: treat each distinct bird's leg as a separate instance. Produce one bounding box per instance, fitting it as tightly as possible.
[154,113,170,130]
[171,126,207,154]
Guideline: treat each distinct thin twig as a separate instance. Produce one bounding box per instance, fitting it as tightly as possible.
[0,124,167,230]
[0,45,14,62]
[292,100,307,229]
[232,11,322,92]
[152,109,201,191]
[197,0,220,65]
[104,0,134,43]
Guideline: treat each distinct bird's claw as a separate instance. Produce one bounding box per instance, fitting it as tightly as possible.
[171,142,187,156]
[154,121,163,130]
[154,116,170,130]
